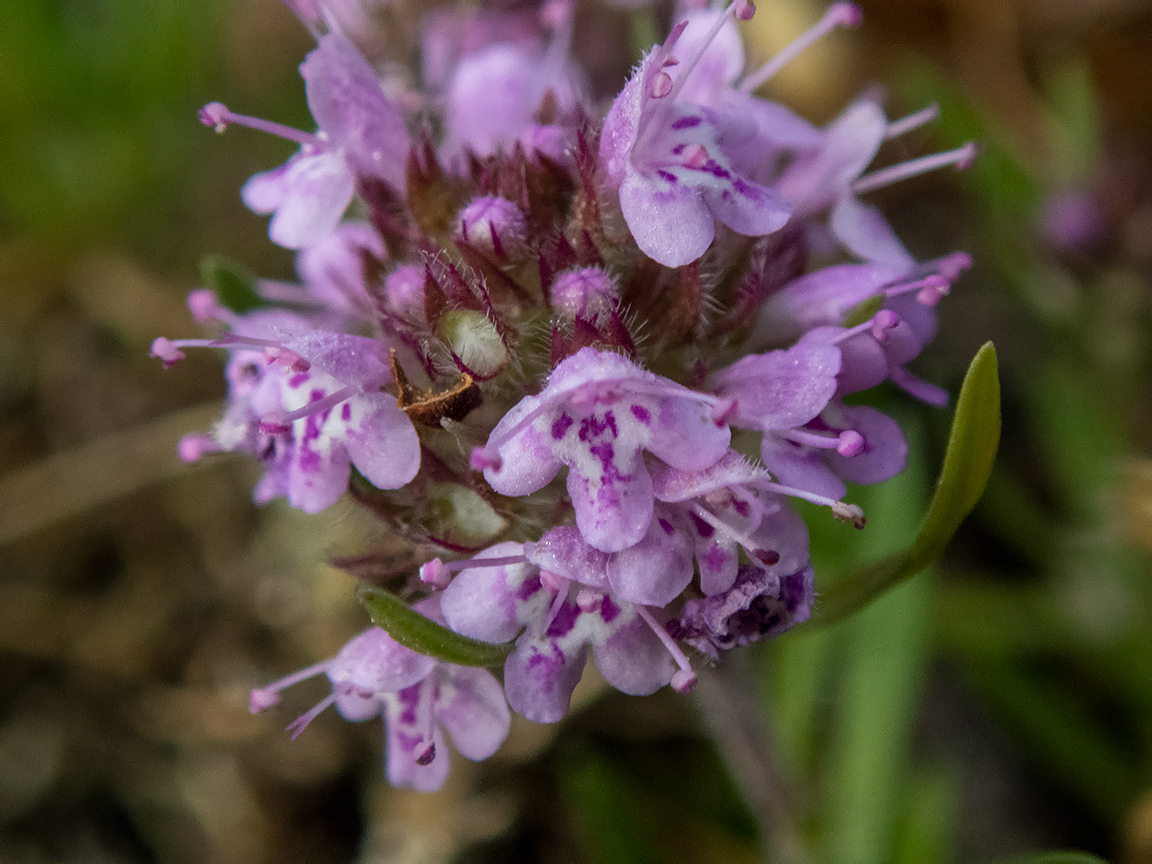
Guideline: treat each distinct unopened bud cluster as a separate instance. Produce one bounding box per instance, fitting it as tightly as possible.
[155,0,974,790]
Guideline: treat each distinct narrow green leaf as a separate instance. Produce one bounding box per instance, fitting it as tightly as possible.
[200,254,264,313]
[816,342,1000,624]
[357,586,514,667]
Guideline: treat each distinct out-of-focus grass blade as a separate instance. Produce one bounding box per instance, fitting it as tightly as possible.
[816,343,1000,624]
[961,662,1136,820]
[357,587,514,667]
[892,765,961,864]
[821,575,931,864]
[991,853,1108,864]
[821,435,930,864]
[558,747,662,864]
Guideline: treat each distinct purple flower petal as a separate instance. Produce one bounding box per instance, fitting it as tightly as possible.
[328,628,436,694]
[261,151,356,250]
[645,395,731,471]
[830,194,916,269]
[825,405,907,485]
[436,666,511,761]
[441,543,542,643]
[606,507,694,606]
[567,455,654,553]
[619,171,715,267]
[592,617,675,696]
[713,343,841,431]
[343,394,421,490]
[526,527,611,590]
[504,638,586,723]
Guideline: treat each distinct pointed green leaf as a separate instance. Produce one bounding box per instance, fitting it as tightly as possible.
[200,254,264,313]
[358,586,514,667]
[816,343,1000,624]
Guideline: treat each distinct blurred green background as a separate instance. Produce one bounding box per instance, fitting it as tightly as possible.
[1,0,1150,861]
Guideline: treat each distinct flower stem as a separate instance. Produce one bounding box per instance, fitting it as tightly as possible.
[694,655,809,864]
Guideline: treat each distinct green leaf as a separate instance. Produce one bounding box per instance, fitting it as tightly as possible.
[357,586,514,667]
[816,342,1000,624]
[843,292,886,328]
[200,254,264,313]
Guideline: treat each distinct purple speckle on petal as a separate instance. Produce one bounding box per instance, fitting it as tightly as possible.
[341,402,352,421]
[671,115,703,130]
[518,573,543,600]
[689,511,714,539]
[397,684,420,724]
[298,442,321,472]
[551,413,574,440]
[657,169,678,184]
[289,372,310,388]
[599,594,620,623]
[545,601,579,638]
[630,404,651,425]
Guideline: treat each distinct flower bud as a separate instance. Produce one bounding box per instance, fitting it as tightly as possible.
[438,309,508,379]
[455,196,529,262]
[550,266,619,327]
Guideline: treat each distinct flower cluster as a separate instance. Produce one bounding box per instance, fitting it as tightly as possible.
[156,0,973,790]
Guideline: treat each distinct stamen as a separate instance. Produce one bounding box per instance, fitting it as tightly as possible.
[179,433,220,464]
[689,502,770,560]
[659,1,743,111]
[418,558,451,589]
[151,333,310,371]
[711,396,738,427]
[429,554,530,576]
[778,427,863,456]
[882,274,948,304]
[198,101,324,149]
[889,366,948,407]
[259,385,358,433]
[740,3,862,94]
[248,659,332,714]
[756,480,867,527]
[927,251,972,283]
[576,589,603,613]
[187,289,236,325]
[885,103,940,140]
[871,309,901,340]
[541,575,571,634]
[286,692,339,740]
[634,605,696,692]
[151,338,186,368]
[852,142,978,195]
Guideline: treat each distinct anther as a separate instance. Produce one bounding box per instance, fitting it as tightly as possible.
[415,743,437,766]
[831,501,866,528]
[471,447,503,472]
[151,337,187,368]
[871,309,901,341]
[671,669,698,693]
[419,558,451,589]
[711,397,738,427]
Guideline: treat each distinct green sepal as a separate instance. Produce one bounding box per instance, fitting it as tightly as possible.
[358,586,515,668]
[816,342,1001,624]
[843,292,886,328]
[200,254,264,313]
